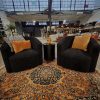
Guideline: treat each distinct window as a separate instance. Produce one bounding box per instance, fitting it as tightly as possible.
[40,0,48,11]
[52,0,60,10]
[61,0,71,10]
[1,0,95,12]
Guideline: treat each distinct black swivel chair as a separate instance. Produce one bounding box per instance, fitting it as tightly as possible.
[57,36,100,72]
[1,37,43,73]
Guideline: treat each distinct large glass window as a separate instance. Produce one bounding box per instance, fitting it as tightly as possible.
[85,0,94,10]
[2,0,14,11]
[0,0,5,11]
[40,0,48,11]
[24,0,29,11]
[75,0,85,10]
[52,0,60,10]
[71,0,76,10]
[61,0,72,10]
[28,0,39,11]
[1,0,95,12]
[14,0,25,11]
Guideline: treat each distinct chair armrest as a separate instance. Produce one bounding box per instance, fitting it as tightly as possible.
[1,42,14,72]
[30,37,42,51]
[1,42,13,59]
[57,36,74,65]
[30,37,43,63]
[87,38,100,55]
[87,38,100,71]
[57,36,74,54]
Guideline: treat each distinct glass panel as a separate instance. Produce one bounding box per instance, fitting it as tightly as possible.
[39,0,48,11]
[0,0,4,10]
[85,0,94,10]
[52,0,60,10]
[61,0,71,10]
[0,0,95,12]
[28,0,39,11]
[71,0,76,10]
[75,0,85,10]
[13,0,24,11]
[2,0,14,11]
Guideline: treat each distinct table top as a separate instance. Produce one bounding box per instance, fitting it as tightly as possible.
[36,37,57,44]
[36,34,76,44]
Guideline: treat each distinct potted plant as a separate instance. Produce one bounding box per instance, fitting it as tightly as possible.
[6,24,16,36]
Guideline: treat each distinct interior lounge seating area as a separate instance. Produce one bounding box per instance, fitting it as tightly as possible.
[0,0,100,99]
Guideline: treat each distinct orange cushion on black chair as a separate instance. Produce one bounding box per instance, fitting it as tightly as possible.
[72,34,91,51]
[12,40,31,53]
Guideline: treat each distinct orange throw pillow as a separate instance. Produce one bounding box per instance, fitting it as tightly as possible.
[72,34,91,51]
[12,40,31,53]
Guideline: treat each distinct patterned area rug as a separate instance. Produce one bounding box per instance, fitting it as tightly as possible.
[0,61,100,100]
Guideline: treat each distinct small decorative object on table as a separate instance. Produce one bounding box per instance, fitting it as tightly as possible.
[47,37,51,44]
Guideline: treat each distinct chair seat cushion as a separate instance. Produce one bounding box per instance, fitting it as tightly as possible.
[61,48,91,72]
[9,49,39,71]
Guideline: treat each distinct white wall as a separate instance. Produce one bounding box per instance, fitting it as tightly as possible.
[0,11,10,28]
[80,9,100,24]
[87,9,100,23]
[80,15,92,24]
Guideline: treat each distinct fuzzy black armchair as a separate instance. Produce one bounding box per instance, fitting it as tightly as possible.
[57,36,100,72]
[1,37,43,73]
